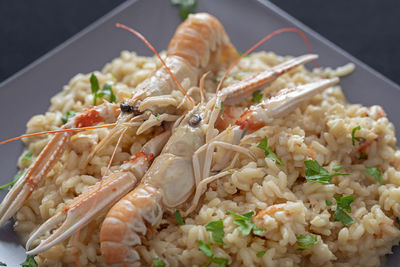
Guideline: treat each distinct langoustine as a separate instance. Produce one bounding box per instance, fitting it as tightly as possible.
[23,51,320,260]
[0,12,328,266]
[0,12,239,227]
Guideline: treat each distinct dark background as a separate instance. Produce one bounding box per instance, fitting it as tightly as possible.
[0,0,399,85]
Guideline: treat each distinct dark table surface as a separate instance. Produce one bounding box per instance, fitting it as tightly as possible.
[0,0,399,85]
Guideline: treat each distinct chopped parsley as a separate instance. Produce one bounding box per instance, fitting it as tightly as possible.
[0,262,5,266]
[22,151,33,162]
[156,113,161,121]
[0,171,23,189]
[220,101,225,120]
[198,240,228,267]
[175,210,184,225]
[227,210,265,236]
[334,195,354,212]
[256,251,266,258]
[61,111,77,124]
[252,90,264,103]
[296,234,318,250]
[359,153,368,160]
[257,137,283,165]
[90,73,116,105]
[333,195,355,226]
[101,83,116,103]
[20,255,37,267]
[171,0,197,20]
[205,220,225,245]
[366,167,383,184]
[326,200,332,206]
[153,258,166,267]
[332,165,342,172]
[90,73,100,105]
[304,160,350,184]
[199,241,213,258]
[351,126,362,146]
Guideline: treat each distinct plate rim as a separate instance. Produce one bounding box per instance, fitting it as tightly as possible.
[0,0,399,92]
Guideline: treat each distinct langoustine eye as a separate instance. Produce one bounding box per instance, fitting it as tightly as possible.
[188,114,202,127]
[120,102,142,116]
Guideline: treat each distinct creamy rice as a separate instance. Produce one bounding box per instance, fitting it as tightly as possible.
[13,50,400,267]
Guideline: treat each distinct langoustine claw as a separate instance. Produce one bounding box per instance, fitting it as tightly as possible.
[0,103,119,227]
[25,129,171,255]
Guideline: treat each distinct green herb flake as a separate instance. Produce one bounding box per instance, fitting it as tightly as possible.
[205,220,225,245]
[22,151,33,162]
[20,255,37,267]
[359,153,368,160]
[256,250,266,258]
[220,101,225,120]
[90,73,100,106]
[90,73,116,105]
[198,240,213,258]
[252,225,266,236]
[227,210,265,236]
[252,90,264,103]
[153,258,165,267]
[366,167,383,185]
[334,195,354,212]
[61,111,77,124]
[0,261,6,266]
[333,195,355,226]
[304,160,350,184]
[171,0,197,20]
[156,113,161,121]
[232,217,253,235]
[257,137,283,165]
[334,208,354,226]
[351,126,361,146]
[332,165,342,172]
[326,200,332,206]
[102,83,116,103]
[198,240,228,267]
[175,210,184,226]
[210,257,228,267]
[0,171,23,190]
[296,234,318,250]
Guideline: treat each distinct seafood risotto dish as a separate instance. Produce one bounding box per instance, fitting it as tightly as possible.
[1,13,400,267]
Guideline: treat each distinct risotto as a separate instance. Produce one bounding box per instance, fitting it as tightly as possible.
[11,49,400,267]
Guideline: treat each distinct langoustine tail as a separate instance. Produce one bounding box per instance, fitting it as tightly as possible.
[100,182,163,266]
[167,13,238,71]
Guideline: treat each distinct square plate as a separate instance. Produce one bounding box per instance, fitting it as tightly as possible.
[0,0,399,265]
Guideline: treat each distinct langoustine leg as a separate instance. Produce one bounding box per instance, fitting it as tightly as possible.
[24,128,171,255]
